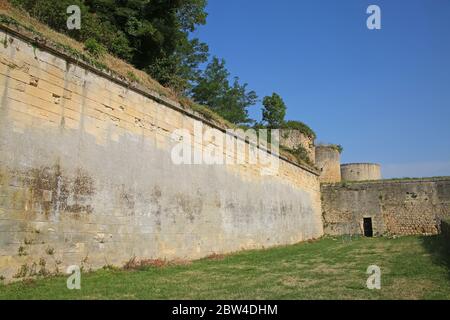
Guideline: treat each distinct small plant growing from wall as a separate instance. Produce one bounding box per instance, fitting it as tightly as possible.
[84,38,106,58]
[331,144,344,154]
[38,258,49,276]
[32,43,38,59]
[28,262,38,277]
[45,246,55,256]
[18,245,27,256]
[24,237,34,245]
[127,71,141,84]
[317,143,343,154]
[13,264,29,278]
[280,145,315,167]
[283,120,316,140]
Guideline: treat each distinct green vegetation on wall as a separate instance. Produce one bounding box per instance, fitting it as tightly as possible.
[280,145,315,168]
[7,0,316,132]
[2,1,321,168]
[317,143,343,154]
[10,0,208,94]
[283,120,316,140]
[83,38,106,59]
[262,93,286,129]
[330,144,344,154]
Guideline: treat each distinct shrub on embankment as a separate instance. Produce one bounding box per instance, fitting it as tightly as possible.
[441,219,450,244]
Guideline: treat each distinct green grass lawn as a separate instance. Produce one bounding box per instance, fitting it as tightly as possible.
[1,235,449,300]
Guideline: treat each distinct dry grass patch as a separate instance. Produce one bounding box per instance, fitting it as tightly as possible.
[386,278,435,300]
[205,253,226,261]
[123,257,191,270]
[0,3,173,97]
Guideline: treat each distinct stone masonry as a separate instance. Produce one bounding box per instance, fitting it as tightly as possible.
[321,178,450,236]
[1,22,450,283]
[0,27,324,281]
[315,146,341,183]
[279,129,315,164]
[341,163,382,182]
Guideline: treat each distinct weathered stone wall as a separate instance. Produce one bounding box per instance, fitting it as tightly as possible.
[0,28,323,280]
[315,146,341,183]
[279,129,315,163]
[321,178,450,236]
[441,220,450,249]
[341,163,381,182]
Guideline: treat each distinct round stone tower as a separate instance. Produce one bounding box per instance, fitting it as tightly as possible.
[315,145,341,183]
[341,163,382,181]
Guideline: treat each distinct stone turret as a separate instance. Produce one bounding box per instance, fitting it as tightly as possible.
[315,145,341,183]
[341,163,381,181]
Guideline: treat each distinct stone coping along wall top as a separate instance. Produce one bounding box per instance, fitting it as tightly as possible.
[341,163,381,167]
[0,21,319,176]
[322,176,450,187]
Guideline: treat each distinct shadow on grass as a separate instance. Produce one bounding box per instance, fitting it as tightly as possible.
[420,234,450,280]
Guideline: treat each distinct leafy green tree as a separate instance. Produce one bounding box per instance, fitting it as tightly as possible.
[262,93,286,128]
[85,0,209,92]
[147,38,209,94]
[10,0,132,59]
[192,57,257,125]
[191,57,229,106]
[11,0,209,93]
[220,78,257,125]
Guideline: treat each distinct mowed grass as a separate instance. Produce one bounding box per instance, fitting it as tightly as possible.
[0,235,449,300]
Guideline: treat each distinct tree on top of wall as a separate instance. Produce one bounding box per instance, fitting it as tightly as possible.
[262,93,286,129]
[191,57,258,125]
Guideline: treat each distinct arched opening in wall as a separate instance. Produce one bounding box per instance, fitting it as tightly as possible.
[363,218,373,237]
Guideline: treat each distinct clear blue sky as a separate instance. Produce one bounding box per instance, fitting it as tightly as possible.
[193,0,450,178]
